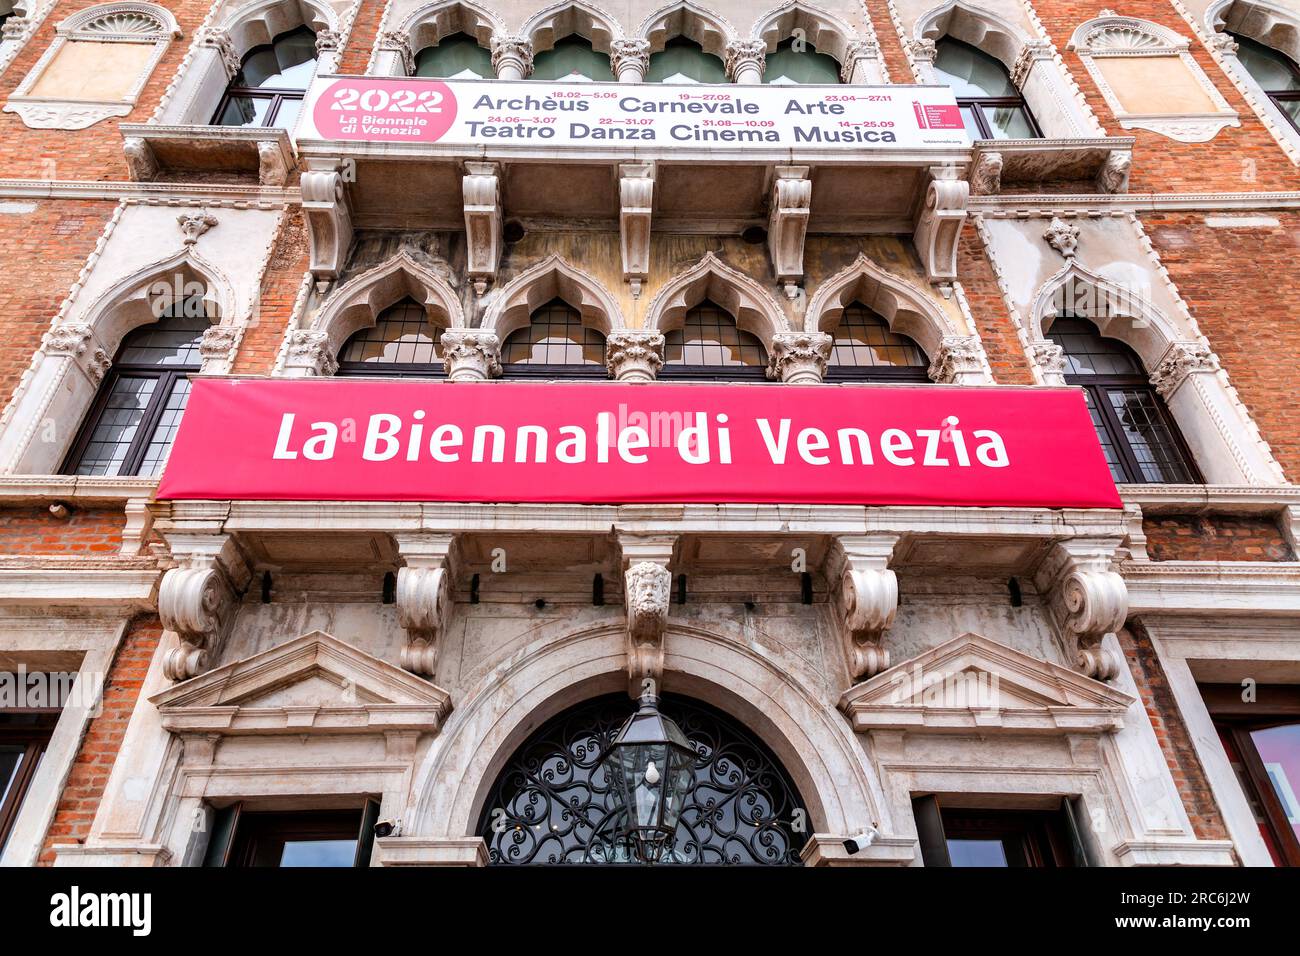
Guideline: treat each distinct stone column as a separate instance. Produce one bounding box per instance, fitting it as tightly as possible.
[373,31,414,76]
[611,38,649,83]
[441,330,502,381]
[491,36,533,80]
[767,332,831,384]
[606,330,664,382]
[725,40,766,85]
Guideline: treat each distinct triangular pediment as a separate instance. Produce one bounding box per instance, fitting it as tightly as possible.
[151,630,451,735]
[838,633,1134,735]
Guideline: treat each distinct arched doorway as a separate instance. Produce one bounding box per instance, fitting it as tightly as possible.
[477,694,809,865]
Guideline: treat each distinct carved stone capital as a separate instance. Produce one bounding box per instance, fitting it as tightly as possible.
[907,38,937,63]
[199,324,237,368]
[725,40,766,83]
[969,150,1003,196]
[840,39,881,83]
[1043,216,1080,258]
[490,35,533,79]
[606,330,664,382]
[441,330,502,382]
[2,16,31,41]
[197,26,241,80]
[611,38,650,81]
[1209,32,1238,56]
[928,334,987,384]
[1150,341,1219,398]
[767,331,831,384]
[177,212,218,246]
[42,322,95,358]
[376,31,415,74]
[625,561,671,691]
[1010,40,1053,87]
[1029,340,1067,386]
[1036,539,1128,681]
[829,535,900,683]
[283,328,338,377]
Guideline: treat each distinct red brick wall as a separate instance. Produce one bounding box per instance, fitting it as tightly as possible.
[958,231,1036,385]
[232,210,308,374]
[1141,210,1300,481]
[0,200,115,407]
[37,614,163,865]
[863,0,916,83]
[337,0,385,75]
[0,504,124,554]
[1120,620,1232,845]
[1144,513,1295,562]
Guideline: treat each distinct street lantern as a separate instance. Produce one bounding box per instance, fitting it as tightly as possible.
[601,686,697,863]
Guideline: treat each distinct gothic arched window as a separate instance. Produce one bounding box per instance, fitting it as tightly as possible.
[1228,32,1300,131]
[500,299,607,377]
[479,694,808,865]
[531,35,613,82]
[414,32,492,78]
[933,38,1040,139]
[63,314,207,477]
[763,37,841,84]
[827,305,929,382]
[1047,316,1199,484]
[336,299,445,377]
[646,37,725,83]
[213,26,317,129]
[661,302,768,381]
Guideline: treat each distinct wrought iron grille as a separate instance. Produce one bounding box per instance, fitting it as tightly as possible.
[478,694,808,865]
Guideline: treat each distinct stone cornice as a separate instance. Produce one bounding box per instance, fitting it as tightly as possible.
[973,192,1300,213]
[0,179,298,203]
[1124,562,1300,615]
[0,475,157,501]
[1119,483,1300,514]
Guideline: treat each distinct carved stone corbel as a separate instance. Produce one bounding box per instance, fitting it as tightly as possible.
[618,162,654,295]
[828,535,900,684]
[767,331,831,384]
[1096,150,1131,194]
[1035,539,1128,681]
[928,334,988,384]
[301,167,353,281]
[258,140,289,187]
[768,166,811,296]
[606,330,664,382]
[1150,341,1219,398]
[913,167,968,284]
[618,534,675,695]
[969,151,1003,196]
[441,330,502,381]
[394,534,458,678]
[463,161,502,295]
[159,535,248,682]
[122,136,158,182]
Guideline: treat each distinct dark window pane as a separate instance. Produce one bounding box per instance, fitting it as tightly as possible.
[339,300,444,369]
[829,305,927,368]
[74,377,157,476]
[214,94,272,128]
[531,36,613,82]
[763,38,841,85]
[1106,387,1196,483]
[934,38,1019,98]
[501,299,606,365]
[137,378,192,477]
[415,33,493,79]
[1230,33,1300,93]
[1047,317,1143,376]
[118,315,208,366]
[0,746,24,808]
[664,302,768,367]
[1081,390,1125,483]
[982,104,1037,139]
[646,37,726,84]
[236,26,317,90]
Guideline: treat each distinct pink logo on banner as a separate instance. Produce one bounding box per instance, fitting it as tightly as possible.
[919,103,964,130]
[312,78,458,142]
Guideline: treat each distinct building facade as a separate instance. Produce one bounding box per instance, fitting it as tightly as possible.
[0,0,1298,869]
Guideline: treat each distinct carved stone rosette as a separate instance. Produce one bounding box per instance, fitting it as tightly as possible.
[1150,341,1219,398]
[927,334,987,384]
[625,561,671,691]
[283,329,338,377]
[606,330,664,382]
[767,332,831,384]
[1036,540,1128,681]
[441,330,502,381]
[830,535,900,684]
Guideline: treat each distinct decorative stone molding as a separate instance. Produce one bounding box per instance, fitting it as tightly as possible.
[907,37,936,64]
[1043,216,1080,258]
[176,212,217,246]
[197,25,239,80]
[767,331,831,385]
[724,39,765,84]
[969,151,1003,196]
[644,250,788,345]
[394,534,457,678]
[440,330,501,382]
[2,16,31,42]
[605,330,664,382]
[840,38,884,84]
[490,35,533,79]
[158,534,247,682]
[829,535,900,684]
[1028,340,1067,386]
[1010,39,1054,87]
[768,165,811,295]
[913,167,968,284]
[199,324,237,371]
[1068,15,1239,142]
[618,162,654,295]
[376,30,415,75]
[1150,341,1220,398]
[610,37,650,82]
[462,161,501,295]
[927,334,987,384]
[41,322,111,384]
[282,328,338,377]
[625,561,671,692]
[1096,149,1131,194]
[301,167,353,281]
[122,136,158,181]
[1035,539,1128,681]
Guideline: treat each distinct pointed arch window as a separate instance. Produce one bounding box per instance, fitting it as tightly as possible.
[827,305,929,382]
[212,26,317,129]
[763,37,841,84]
[63,313,207,477]
[501,299,607,378]
[414,32,492,79]
[336,299,445,378]
[1228,32,1300,131]
[933,38,1040,139]
[646,37,725,84]
[1047,316,1199,484]
[531,35,613,82]
[661,301,768,381]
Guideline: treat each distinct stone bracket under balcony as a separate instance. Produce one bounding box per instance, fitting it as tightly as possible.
[968,137,1134,196]
[119,124,296,186]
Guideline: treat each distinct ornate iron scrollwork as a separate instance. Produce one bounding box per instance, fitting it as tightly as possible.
[478,695,808,865]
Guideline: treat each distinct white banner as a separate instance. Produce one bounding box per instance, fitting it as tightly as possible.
[297,76,969,150]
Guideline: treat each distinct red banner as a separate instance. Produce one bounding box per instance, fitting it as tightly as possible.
[156,380,1121,509]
